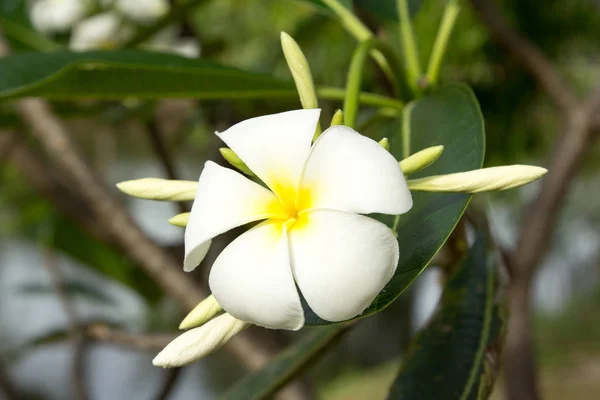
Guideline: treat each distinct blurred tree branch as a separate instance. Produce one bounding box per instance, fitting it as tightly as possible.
[0,363,20,400]
[41,248,89,400]
[85,325,175,350]
[469,1,600,399]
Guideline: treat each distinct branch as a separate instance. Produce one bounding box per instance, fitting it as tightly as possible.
[86,325,176,350]
[0,133,112,242]
[0,363,20,400]
[469,0,577,113]
[41,249,89,400]
[512,89,600,283]
[146,118,189,214]
[468,2,600,399]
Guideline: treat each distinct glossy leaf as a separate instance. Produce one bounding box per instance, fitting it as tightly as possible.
[0,51,295,100]
[305,83,485,324]
[222,325,348,400]
[388,230,504,399]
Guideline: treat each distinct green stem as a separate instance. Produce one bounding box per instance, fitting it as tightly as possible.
[426,0,460,86]
[317,87,404,110]
[123,0,208,47]
[0,16,61,52]
[396,0,422,91]
[320,0,397,87]
[343,39,405,128]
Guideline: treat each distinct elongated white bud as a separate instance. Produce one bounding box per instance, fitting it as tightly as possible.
[281,32,318,110]
[399,146,444,175]
[153,313,249,368]
[168,212,190,227]
[116,178,197,201]
[219,148,254,176]
[407,165,547,193]
[179,295,223,330]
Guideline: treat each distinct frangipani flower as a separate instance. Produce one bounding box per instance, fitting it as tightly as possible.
[30,0,86,34]
[115,0,169,24]
[185,109,412,330]
[69,12,130,51]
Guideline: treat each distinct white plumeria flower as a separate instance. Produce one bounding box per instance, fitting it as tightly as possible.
[115,0,169,24]
[30,0,87,34]
[185,109,413,330]
[69,12,130,51]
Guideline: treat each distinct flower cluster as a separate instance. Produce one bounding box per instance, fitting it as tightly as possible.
[29,0,199,56]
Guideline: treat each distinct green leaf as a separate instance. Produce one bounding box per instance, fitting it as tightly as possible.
[305,83,485,325]
[222,325,348,400]
[0,51,296,100]
[388,229,504,400]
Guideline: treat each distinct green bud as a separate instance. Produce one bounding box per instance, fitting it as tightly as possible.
[399,145,444,176]
[116,178,197,201]
[378,137,390,151]
[168,212,190,227]
[219,148,254,176]
[179,295,223,330]
[330,109,344,126]
[407,165,548,193]
[281,32,318,110]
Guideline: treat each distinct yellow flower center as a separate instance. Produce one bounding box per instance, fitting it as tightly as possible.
[265,180,314,230]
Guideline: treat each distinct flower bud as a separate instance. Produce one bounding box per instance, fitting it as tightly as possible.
[219,148,254,176]
[116,178,197,201]
[330,109,344,126]
[399,146,444,175]
[407,165,547,193]
[378,137,390,151]
[168,212,190,227]
[153,313,249,368]
[179,295,223,330]
[281,32,318,110]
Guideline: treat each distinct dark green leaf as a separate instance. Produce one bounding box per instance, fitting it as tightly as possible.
[222,325,348,400]
[0,51,295,100]
[387,230,504,400]
[305,83,485,325]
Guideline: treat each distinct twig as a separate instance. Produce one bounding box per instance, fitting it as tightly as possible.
[86,325,175,350]
[41,249,89,400]
[153,369,183,400]
[468,1,600,399]
[469,0,577,114]
[0,133,113,243]
[0,363,20,400]
[146,119,188,214]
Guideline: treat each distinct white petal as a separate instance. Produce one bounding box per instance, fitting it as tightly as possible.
[289,209,398,322]
[216,110,320,204]
[184,161,285,272]
[31,0,85,33]
[116,0,169,24]
[69,12,125,51]
[153,313,248,368]
[209,220,304,330]
[297,125,412,215]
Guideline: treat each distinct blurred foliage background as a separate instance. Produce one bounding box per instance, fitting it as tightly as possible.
[0,0,599,399]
